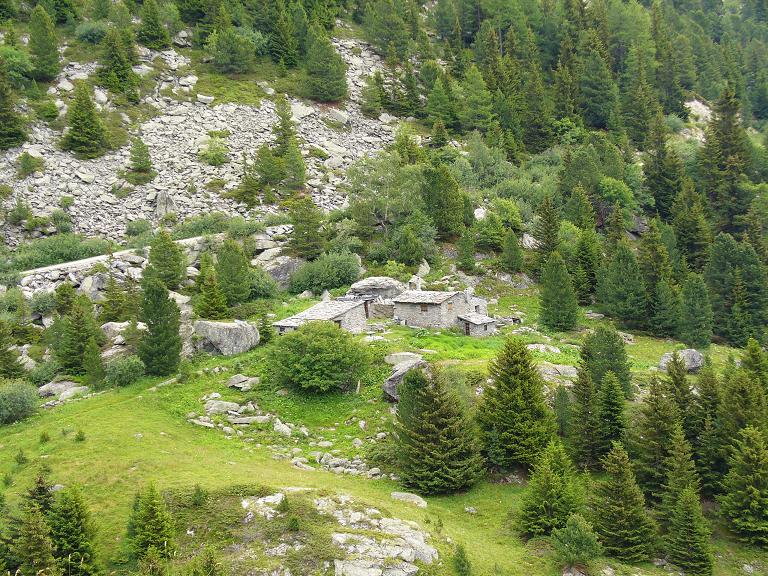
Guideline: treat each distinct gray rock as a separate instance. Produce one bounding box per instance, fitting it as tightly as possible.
[390,492,427,508]
[383,358,427,401]
[193,320,260,355]
[38,380,79,398]
[659,349,704,372]
[273,418,291,436]
[59,386,89,401]
[384,352,423,366]
[348,276,406,299]
[258,255,305,289]
[227,373,259,391]
[526,343,561,354]
[196,94,214,104]
[204,400,240,414]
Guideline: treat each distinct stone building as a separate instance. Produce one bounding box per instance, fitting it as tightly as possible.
[392,287,490,330]
[457,312,497,337]
[273,299,368,335]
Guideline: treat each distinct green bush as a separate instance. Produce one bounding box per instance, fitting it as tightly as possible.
[59,195,74,210]
[3,234,113,272]
[226,216,265,239]
[50,209,73,233]
[28,360,61,386]
[32,99,60,122]
[0,184,12,200]
[7,197,32,225]
[16,152,45,179]
[29,290,57,316]
[126,219,153,237]
[0,46,32,87]
[289,252,359,294]
[170,212,230,239]
[0,379,38,425]
[250,267,278,299]
[103,355,145,387]
[199,136,229,166]
[75,20,109,43]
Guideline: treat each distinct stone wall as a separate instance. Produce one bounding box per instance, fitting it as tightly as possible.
[395,293,476,329]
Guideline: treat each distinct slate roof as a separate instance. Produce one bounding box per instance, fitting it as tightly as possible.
[273,300,365,328]
[457,312,497,325]
[392,290,460,304]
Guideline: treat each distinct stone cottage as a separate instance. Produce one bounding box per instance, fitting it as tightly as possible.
[457,312,497,337]
[392,287,490,331]
[272,299,368,335]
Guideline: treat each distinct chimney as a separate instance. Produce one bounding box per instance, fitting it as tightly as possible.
[416,276,422,291]
[464,286,473,303]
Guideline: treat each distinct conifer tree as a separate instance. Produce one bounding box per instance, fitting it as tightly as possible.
[361,74,383,117]
[29,5,59,81]
[665,353,696,441]
[595,372,626,458]
[672,181,711,271]
[0,56,25,150]
[420,163,464,239]
[137,0,170,49]
[638,219,673,314]
[61,82,107,159]
[25,472,55,514]
[500,230,523,273]
[550,514,603,569]
[194,270,228,320]
[569,369,599,469]
[579,326,631,396]
[667,487,713,576]
[574,229,600,303]
[517,440,583,537]
[539,252,579,331]
[131,483,176,558]
[652,279,681,338]
[476,337,555,469]
[591,442,656,563]
[216,240,250,307]
[395,369,483,495]
[12,503,61,576]
[270,0,298,66]
[644,112,684,220]
[127,136,154,183]
[621,45,658,148]
[456,227,476,273]
[598,239,647,328]
[0,318,24,378]
[57,296,99,375]
[532,195,560,269]
[304,27,347,102]
[138,279,181,377]
[460,64,495,132]
[287,195,324,259]
[718,426,768,546]
[49,487,100,576]
[100,274,128,323]
[718,371,768,451]
[147,230,185,291]
[426,76,455,128]
[567,185,596,231]
[99,27,138,99]
[742,338,768,394]
[679,273,713,348]
[82,336,104,386]
[659,423,700,529]
[578,34,619,130]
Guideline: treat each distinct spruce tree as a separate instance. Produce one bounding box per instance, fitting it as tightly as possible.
[680,273,713,348]
[742,338,768,394]
[644,112,683,220]
[456,227,476,273]
[147,230,185,291]
[638,219,673,314]
[459,64,495,133]
[127,136,154,183]
[82,336,104,386]
[672,180,711,271]
[287,196,324,260]
[539,252,579,331]
[49,487,100,576]
[421,163,465,239]
[215,240,250,306]
[131,483,176,558]
[578,34,619,130]
[579,326,631,396]
[517,440,583,537]
[56,296,99,375]
[574,229,601,302]
[61,82,108,159]
[550,514,603,569]
[500,230,523,273]
[665,352,696,442]
[476,337,555,469]
[426,76,455,128]
[12,503,62,576]
[138,279,181,377]
[100,274,128,323]
[532,195,560,269]
[718,426,768,546]
[270,0,298,66]
[194,270,228,320]
[717,371,768,451]
[591,442,656,563]
[395,369,483,495]
[25,472,55,514]
[667,487,713,576]
[0,56,25,150]
[99,27,138,99]
[361,74,383,118]
[304,27,347,102]
[659,423,700,529]
[0,318,24,378]
[595,372,626,458]
[652,279,681,339]
[598,239,647,328]
[137,0,170,49]
[569,369,599,469]
[29,5,59,81]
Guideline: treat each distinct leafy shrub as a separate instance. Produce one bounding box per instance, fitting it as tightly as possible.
[103,355,145,388]
[0,184,12,200]
[226,216,265,239]
[0,46,32,87]
[550,514,602,568]
[126,219,153,237]
[32,99,60,122]
[59,196,74,210]
[170,212,230,239]
[28,360,61,386]
[289,252,359,294]
[16,152,45,179]
[29,290,57,316]
[4,234,113,272]
[199,136,229,166]
[50,209,73,233]
[7,197,32,225]
[75,20,109,44]
[266,321,370,393]
[250,267,278,299]
[0,380,38,425]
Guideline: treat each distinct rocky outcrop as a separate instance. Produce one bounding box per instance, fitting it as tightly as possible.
[383,356,427,402]
[659,349,704,373]
[348,276,406,299]
[257,254,305,288]
[193,320,260,355]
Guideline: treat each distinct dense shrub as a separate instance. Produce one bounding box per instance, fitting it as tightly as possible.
[75,20,109,44]
[0,46,32,87]
[249,267,278,299]
[3,234,113,272]
[29,290,57,316]
[28,359,61,386]
[126,219,153,237]
[226,216,264,239]
[170,212,231,239]
[103,355,145,387]
[0,379,38,425]
[289,252,359,294]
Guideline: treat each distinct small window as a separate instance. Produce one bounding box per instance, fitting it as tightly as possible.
[475,305,480,313]
[420,304,428,312]
[484,324,488,331]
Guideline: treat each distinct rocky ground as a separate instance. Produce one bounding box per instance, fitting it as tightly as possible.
[0,35,394,245]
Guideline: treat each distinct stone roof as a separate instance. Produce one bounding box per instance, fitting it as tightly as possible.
[457,312,497,325]
[392,290,460,304]
[273,300,365,328]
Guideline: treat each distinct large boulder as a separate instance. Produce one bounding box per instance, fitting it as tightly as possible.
[348,276,406,299]
[383,357,428,402]
[39,380,79,398]
[193,320,260,355]
[659,349,705,373]
[258,255,305,289]
[101,321,147,341]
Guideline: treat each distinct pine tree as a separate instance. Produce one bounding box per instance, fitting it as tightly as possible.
[551,514,603,569]
[679,273,713,348]
[456,227,476,273]
[579,326,631,396]
[0,318,24,378]
[476,337,555,469]
[216,240,250,307]
[426,76,456,128]
[138,279,181,377]
[569,369,599,469]
[598,239,647,328]
[672,180,711,271]
[127,136,154,182]
[99,27,138,99]
[621,44,658,148]
[638,219,673,314]
[578,34,619,130]
[131,483,176,558]
[304,27,347,102]
[270,0,298,66]
[49,487,100,576]
[361,74,383,118]
[574,229,601,303]
[147,230,185,291]
[137,0,170,49]
[652,279,681,338]
[718,371,768,451]
[500,230,523,273]
[61,82,108,159]
[12,503,62,576]
[82,336,104,386]
[595,372,626,458]
[460,64,495,133]
[517,440,583,537]
[287,196,324,259]
[100,274,128,323]
[665,352,696,441]
[659,423,700,529]
[25,472,55,514]
[395,369,483,495]
[567,185,596,231]
[420,163,464,239]
[644,112,684,220]
[56,296,99,375]
[718,426,768,546]
[539,252,579,331]
[742,338,768,394]
[667,487,713,576]
[591,442,656,563]
[532,195,560,269]
[29,5,59,81]
[0,56,25,150]
[194,270,228,320]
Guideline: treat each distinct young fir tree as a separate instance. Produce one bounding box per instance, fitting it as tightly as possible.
[55,281,77,315]
[61,82,108,159]
[82,336,104,386]
[532,195,560,270]
[672,180,711,271]
[667,487,714,576]
[569,369,599,469]
[459,64,495,133]
[25,472,55,513]
[49,487,100,576]
[138,279,181,377]
[287,195,324,259]
[679,273,713,348]
[100,274,128,323]
[29,5,59,81]
[147,230,185,291]
[595,372,626,459]
[215,240,251,306]
[0,318,24,378]
[591,442,656,563]
[194,270,228,320]
[598,239,648,328]
[361,74,383,117]
[665,353,696,442]
[12,503,62,576]
[420,163,465,239]
[127,136,154,183]
[742,338,768,394]
[500,229,523,273]
[137,0,170,49]
[539,251,579,331]
[431,119,449,148]
[304,27,347,102]
[131,483,176,559]
[652,279,681,338]
[99,27,138,99]
[633,375,680,502]
[550,514,603,569]
[638,219,673,314]
[578,34,619,130]
[517,439,584,537]
[456,227,476,273]
[0,57,26,150]
[395,369,483,495]
[717,371,768,453]
[57,296,99,375]
[644,111,684,220]
[476,337,555,469]
[270,0,298,66]
[718,426,768,546]
[658,423,700,529]
[579,325,632,396]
